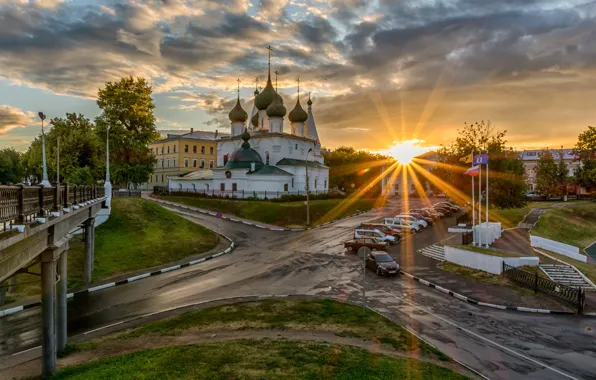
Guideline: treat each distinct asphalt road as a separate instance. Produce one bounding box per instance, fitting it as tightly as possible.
[1,198,596,380]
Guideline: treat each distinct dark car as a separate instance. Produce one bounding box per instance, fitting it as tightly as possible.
[432,205,452,216]
[405,212,434,225]
[359,223,402,241]
[344,238,389,252]
[416,208,443,220]
[435,202,461,212]
[365,252,400,276]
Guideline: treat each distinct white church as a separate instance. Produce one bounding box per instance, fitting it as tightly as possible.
[168,59,329,198]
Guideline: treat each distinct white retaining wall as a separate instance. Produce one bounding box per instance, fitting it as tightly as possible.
[529,235,587,263]
[445,246,539,275]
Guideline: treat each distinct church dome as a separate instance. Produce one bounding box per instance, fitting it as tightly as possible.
[228,98,248,123]
[224,130,263,169]
[288,99,308,123]
[266,93,286,118]
[255,76,276,110]
[251,112,259,128]
[307,96,312,106]
[254,88,259,96]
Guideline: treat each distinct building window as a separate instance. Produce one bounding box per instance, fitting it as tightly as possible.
[184,145,189,153]
[315,179,318,188]
[295,143,298,149]
[395,183,399,190]
[166,159,170,168]
[184,158,189,168]
[224,154,229,165]
[193,159,197,168]
[206,184,210,191]
[193,145,197,153]
[266,151,270,165]
[291,177,294,188]
[411,184,415,191]
[209,160,214,168]
[200,159,205,168]
[167,146,170,154]
[284,184,288,191]
[324,179,327,188]
[232,183,237,191]
[201,146,205,154]
[220,183,225,191]
[173,145,176,153]
[161,147,164,154]
[161,174,164,182]
[210,147,214,155]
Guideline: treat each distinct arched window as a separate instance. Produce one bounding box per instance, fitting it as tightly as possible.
[284,184,288,192]
[291,177,294,188]
[266,151,270,165]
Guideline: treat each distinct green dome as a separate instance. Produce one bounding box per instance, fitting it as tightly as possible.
[255,75,276,110]
[288,99,308,123]
[224,130,263,169]
[266,93,286,118]
[228,98,248,122]
[251,112,259,128]
[307,96,312,106]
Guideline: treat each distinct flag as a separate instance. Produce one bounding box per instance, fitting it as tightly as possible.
[464,165,480,176]
[459,153,473,163]
[473,153,488,165]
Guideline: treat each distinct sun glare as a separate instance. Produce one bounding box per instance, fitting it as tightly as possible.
[381,140,434,164]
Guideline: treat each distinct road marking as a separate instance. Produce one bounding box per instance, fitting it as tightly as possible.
[84,320,126,334]
[380,290,580,380]
[12,345,40,356]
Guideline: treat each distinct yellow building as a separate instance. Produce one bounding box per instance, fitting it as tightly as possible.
[148,129,229,186]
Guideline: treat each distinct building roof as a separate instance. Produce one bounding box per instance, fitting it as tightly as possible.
[276,158,328,168]
[152,130,230,144]
[173,170,214,181]
[520,149,577,161]
[306,94,319,141]
[219,131,318,143]
[247,165,293,176]
[223,130,264,170]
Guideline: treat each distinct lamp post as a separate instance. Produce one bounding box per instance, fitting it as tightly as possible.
[104,125,112,207]
[38,112,51,187]
[306,147,313,225]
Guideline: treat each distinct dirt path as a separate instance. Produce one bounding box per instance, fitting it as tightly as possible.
[9,329,476,379]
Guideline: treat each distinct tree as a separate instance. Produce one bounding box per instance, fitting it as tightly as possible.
[556,148,569,196]
[432,120,527,209]
[95,76,159,187]
[574,126,596,192]
[0,148,24,184]
[534,150,559,197]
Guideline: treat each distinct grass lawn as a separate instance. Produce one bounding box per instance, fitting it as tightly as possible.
[50,339,468,380]
[161,195,379,227]
[6,198,218,301]
[439,262,546,286]
[536,249,596,285]
[532,203,596,250]
[452,245,533,258]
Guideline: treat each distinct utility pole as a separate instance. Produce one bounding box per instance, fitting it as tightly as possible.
[56,136,60,183]
[104,125,112,207]
[38,112,50,187]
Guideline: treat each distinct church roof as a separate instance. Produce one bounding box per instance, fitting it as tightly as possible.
[276,158,328,168]
[306,94,319,141]
[228,97,248,123]
[266,92,287,118]
[255,74,276,110]
[289,99,308,123]
[224,130,264,169]
[247,165,293,176]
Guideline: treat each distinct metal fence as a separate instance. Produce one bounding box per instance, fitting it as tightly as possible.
[0,184,106,232]
[112,190,142,198]
[503,263,585,313]
[162,188,331,200]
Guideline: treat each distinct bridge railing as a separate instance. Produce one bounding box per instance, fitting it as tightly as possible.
[0,184,106,232]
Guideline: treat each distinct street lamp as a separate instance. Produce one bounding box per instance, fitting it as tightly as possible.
[104,125,112,207]
[306,147,313,226]
[38,112,51,187]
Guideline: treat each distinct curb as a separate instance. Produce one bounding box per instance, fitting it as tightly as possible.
[399,270,576,315]
[0,234,236,319]
[151,197,379,231]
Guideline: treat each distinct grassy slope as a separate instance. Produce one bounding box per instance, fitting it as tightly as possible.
[8,198,218,298]
[53,299,466,379]
[162,195,379,227]
[51,340,467,380]
[532,203,596,250]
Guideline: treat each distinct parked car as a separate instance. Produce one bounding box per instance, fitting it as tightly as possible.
[344,238,389,252]
[434,202,459,212]
[410,208,439,221]
[395,214,428,228]
[359,224,402,241]
[383,218,420,233]
[365,251,400,276]
[432,205,452,216]
[406,212,434,225]
[354,229,397,244]
[419,207,444,219]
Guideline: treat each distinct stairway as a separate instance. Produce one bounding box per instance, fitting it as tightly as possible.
[419,244,445,261]
[539,264,594,290]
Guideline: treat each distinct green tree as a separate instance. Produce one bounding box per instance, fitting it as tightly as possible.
[95,76,159,187]
[534,150,559,197]
[574,126,596,192]
[22,137,43,184]
[0,148,24,184]
[432,120,527,209]
[556,148,569,196]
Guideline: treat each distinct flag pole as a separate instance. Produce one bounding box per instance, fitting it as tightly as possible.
[486,153,489,225]
[478,153,482,227]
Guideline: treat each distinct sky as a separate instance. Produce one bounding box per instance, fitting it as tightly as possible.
[1,0,596,153]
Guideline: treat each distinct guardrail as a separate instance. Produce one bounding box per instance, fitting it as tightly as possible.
[0,184,106,232]
[503,263,585,313]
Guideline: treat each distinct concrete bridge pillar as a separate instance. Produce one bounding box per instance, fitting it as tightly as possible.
[41,248,60,377]
[56,248,68,352]
[8,276,17,293]
[83,218,95,285]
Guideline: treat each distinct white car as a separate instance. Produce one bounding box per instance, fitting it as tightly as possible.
[395,214,428,228]
[354,229,397,244]
[383,218,421,233]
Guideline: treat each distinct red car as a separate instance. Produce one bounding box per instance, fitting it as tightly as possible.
[359,223,402,241]
[344,238,389,252]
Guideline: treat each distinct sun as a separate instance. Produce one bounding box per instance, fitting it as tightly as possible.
[382,140,433,164]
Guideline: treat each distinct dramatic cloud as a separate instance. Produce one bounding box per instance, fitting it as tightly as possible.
[1,0,596,150]
[0,105,36,134]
